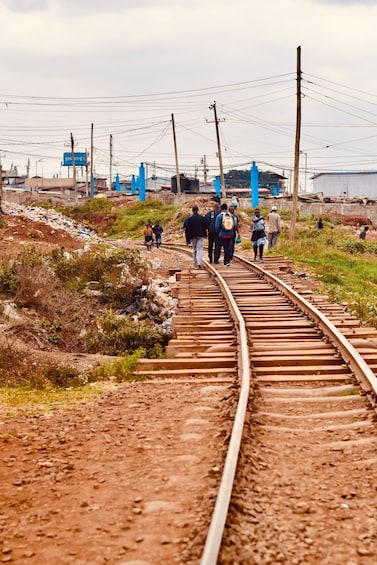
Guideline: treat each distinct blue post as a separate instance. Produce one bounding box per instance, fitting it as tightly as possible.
[251,161,259,208]
[139,163,146,202]
[214,175,221,198]
[115,173,121,191]
[91,174,95,198]
[131,174,137,195]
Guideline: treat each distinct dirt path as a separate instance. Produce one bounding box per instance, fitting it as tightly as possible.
[0,380,234,564]
[0,213,234,564]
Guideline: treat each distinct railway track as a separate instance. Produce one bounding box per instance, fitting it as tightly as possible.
[136,249,377,564]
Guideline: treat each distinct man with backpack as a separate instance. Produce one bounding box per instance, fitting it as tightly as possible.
[214,203,234,266]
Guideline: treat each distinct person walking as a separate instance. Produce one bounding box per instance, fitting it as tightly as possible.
[183,216,191,245]
[143,220,154,253]
[214,203,234,266]
[152,220,163,248]
[185,204,207,268]
[359,226,369,240]
[204,201,220,263]
[231,194,240,210]
[267,206,281,249]
[228,205,240,261]
[315,218,323,230]
[251,208,267,262]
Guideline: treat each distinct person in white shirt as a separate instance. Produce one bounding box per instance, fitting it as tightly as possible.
[267,206,282,249]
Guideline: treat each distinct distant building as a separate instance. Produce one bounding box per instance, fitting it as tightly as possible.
[312,172,377,199]
[171,174,199,194]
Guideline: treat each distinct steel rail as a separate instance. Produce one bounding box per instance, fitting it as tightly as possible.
[199,260,250,565]
[160,244,251,564]
[235,254,377,407]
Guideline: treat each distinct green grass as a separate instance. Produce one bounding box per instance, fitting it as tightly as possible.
[273,222,377,327]
[0,383,113,417]
[109,200,179,238]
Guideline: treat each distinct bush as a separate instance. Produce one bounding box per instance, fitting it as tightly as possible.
[45,365,82,388]
[85,349,147,383]
[83,311,166,356]
[0,262,18,296]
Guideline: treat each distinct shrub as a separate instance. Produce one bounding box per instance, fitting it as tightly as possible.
[85,349,147,383]
[83,311,166,356]
[45,365,82,388]
[0,262,18,296]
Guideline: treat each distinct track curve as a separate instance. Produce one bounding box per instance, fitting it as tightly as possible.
[137,247,377,564]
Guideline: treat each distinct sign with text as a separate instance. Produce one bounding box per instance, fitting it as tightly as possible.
[63,152,87,166]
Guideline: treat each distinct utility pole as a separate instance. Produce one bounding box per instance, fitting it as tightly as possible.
[289,46,302,241]
[171,113,181,195]
[201,155,208,184]
[90,123,94,196]
[109,134,113,191]
[70,133,77,191]
[85,149,89,197]
[300,151,307,193]
[209,102,225,195]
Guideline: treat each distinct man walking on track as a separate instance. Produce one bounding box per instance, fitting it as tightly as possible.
[185,204,207,268]
[214,203,234,266]
[204,201,220,263]
[267,206,282,249]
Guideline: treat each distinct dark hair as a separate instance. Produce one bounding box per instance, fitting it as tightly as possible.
[192,205,199,213]
[220,203,227,211]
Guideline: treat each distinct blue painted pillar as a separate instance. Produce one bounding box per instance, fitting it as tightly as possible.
[115,173,120,191]
[91,174,95,197]
[139,163,146,202]
[251,161,259,208]
[214,175,221,198]
[131,174,137,195]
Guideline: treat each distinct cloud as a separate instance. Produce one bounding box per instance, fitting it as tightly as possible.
[315,0,377,4]
[5,0,47,11]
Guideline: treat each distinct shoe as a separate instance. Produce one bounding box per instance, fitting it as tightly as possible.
[198,265,202,269]
[225,262,230,267]
[214,261,219,264]
[259,258,264,262]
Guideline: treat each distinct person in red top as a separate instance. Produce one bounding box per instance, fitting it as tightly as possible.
[143,220,154,252]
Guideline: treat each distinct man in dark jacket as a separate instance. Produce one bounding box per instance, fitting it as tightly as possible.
[204,201,220,263]
[214,203,234,266]
[185,204,207,268]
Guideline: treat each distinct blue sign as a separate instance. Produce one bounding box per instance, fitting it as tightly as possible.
[63,152,87,166]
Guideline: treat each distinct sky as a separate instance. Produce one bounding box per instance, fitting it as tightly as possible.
[2,0,377,191]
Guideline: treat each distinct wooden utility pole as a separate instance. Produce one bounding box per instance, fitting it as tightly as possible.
[70,133,77,191]
[90,123,94,196]
[290,45,302,240]
[171,113,181,195]
[209,102,225,195]
[109,134,113,191]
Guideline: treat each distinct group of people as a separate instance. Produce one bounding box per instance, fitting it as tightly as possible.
[143,220,164,252]
[184,202,240,268]
[145,205,371,263]
[183,201,283,268]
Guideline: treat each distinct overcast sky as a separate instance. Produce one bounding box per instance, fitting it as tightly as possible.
[2,0,377,190]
